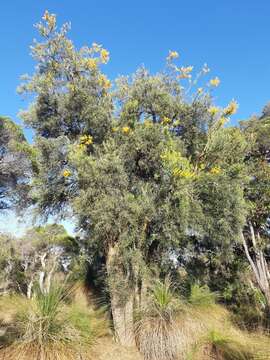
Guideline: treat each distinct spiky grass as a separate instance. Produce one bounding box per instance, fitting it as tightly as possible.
[135,281,270,360]
[135,278,183,360]
[0,284,109,359]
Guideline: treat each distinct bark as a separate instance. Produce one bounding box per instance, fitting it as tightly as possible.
[242,223,270,308]
[106,243,135,347]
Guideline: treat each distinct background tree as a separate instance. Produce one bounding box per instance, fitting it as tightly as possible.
[240,104,270,309]
[0,117,33,211]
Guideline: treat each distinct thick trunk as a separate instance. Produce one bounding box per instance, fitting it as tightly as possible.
[110,288,135,346]
[107,243,135,347]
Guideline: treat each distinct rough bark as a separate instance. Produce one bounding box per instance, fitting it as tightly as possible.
[106,243,135,347]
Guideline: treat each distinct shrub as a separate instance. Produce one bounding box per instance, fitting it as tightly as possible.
[0,284,109,359]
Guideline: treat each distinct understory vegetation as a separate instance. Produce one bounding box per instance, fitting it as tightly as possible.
[1,10,270,360]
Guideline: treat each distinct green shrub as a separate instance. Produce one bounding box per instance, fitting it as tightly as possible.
[0,284,109,359]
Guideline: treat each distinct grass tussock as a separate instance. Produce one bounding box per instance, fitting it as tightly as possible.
[0,284,109,360]
[135,281,270,360]
[135,277,183,360]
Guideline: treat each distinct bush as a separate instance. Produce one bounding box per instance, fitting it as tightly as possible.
[135,281,270,360]
[0,284,109,359]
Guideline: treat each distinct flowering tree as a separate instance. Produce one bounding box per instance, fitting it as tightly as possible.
[20,12,248,345]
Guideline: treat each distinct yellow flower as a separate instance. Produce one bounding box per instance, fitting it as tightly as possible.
[42,10,56,29]
[100,49,110,64]
[210,166,221,175]
[86,58,97,70]
[218,116,228,127]
[208,106,219,116]
[161,116,172,125]
[78,143,86,151]
[172,167,196,179]
[98,75,111,89]
[112,127,118,132]
[63,169,71,178]
[80,135,93,145]
[210,77,220,87]
[167,50,179,60]
[177,66,193,79]
[122,126,131,134]
[223,100,238,116]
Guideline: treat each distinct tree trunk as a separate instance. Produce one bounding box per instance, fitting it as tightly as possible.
[242,223,270,308]
[106,243,135,347]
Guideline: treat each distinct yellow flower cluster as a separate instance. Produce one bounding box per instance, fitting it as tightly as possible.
[223,100,238,116]
[122,126,131,134]
[173,168,196,179]
[167,50,179,60]
[210,166,221,175]
[208,106,219,116]
[177,66,193,79]
[161,117,172,125]
[80,135,93,145]
[100,49,110,64]
[63,169,72,178]
[98,75,111,89]
[210,77,220,87]
[42,10,56,29]
[86,58,97,70]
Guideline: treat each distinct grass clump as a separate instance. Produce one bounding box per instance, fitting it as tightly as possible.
[135,281,270,360]
[0,284,109,359]
[135,277,183,360]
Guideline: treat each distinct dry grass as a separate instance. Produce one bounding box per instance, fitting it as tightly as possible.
[135,282,270,360]
[0,284,109,360]
[94,337,142,360]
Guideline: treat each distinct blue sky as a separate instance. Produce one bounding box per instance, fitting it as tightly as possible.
[1,0,270,136]
[0,0,270,235]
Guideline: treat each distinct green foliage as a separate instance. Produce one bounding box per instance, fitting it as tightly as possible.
[188,284,217,307]
[0,284,109,359]
[0,116,33,211]
[12,11,270,345]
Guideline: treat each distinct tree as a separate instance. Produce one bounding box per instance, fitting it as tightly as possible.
[0,117,33,211]
[240,106,270,308]
[19,12,249,345]
[0,224,79,298]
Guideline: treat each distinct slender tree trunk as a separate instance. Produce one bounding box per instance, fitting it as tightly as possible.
[242,223,270,308]
[106,243,135,347]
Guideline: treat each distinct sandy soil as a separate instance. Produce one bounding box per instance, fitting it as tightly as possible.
[94,337,143,360]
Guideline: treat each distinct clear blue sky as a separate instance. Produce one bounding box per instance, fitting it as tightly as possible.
[1,0,269,235]
[1,0,270,138]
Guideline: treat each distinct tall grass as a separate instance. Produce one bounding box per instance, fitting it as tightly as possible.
[135,277,182,360]
[135,281,270,360]
[0,283,109,360]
